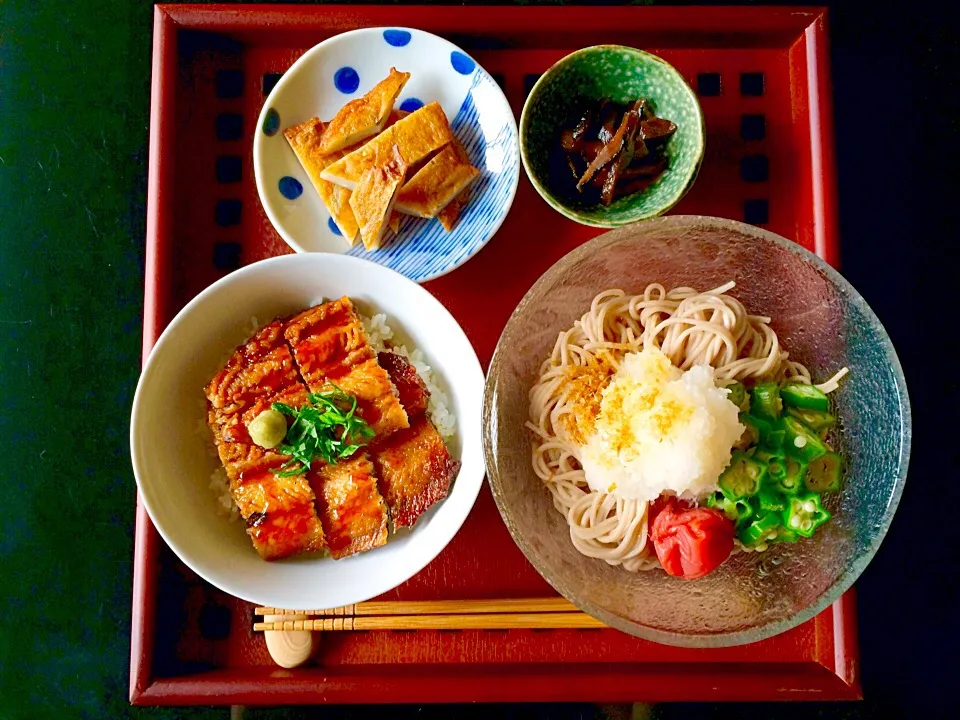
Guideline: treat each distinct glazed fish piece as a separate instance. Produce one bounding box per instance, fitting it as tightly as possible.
[311,452,388,559]
[205,320,300,426]
[222,440,327,561]
[205,322,326,560]
[283,297,409,439]
[377,351,430,418]
[372,416,460,528]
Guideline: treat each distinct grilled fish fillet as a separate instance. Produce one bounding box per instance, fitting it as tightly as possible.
[205,320,299,425]
[378,351,430,418]
[317,68,410,155]
[311,453,389,559]
[372,417,460,528]
[320,102,453,190]
[205,321,326,560]
[225,441,327,561]
[283,117,361,245]
[283,297,409,438]
[394,144,480,218]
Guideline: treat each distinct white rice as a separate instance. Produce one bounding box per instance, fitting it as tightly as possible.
[205,311,456,518]
[210,468,240,520]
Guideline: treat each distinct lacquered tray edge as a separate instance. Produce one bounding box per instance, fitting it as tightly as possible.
[130,5,178,704]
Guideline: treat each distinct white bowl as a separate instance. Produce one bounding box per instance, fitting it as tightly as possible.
[253,27,520,283]
[130,254,485,609]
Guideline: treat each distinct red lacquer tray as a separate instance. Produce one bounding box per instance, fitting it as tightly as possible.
[132,4,858,705]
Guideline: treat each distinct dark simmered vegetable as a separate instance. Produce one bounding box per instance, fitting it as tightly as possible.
[639,117,678,141]
[556,96,676,206]
[577,110,640,190]
[559,107,593,152]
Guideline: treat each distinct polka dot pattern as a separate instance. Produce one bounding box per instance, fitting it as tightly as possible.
[399,97,424,113]
[334,67,360,94]
[382,29,412,47]
[262,108,280,136]
[278,176,303,200]
[450,51,476,76]
[327,217,342,236]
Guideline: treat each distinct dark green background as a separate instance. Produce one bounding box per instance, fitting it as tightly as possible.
[0,1,955,718]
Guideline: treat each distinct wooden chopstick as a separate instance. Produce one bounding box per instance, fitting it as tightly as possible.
[254,612,605,632]
[255,597,579,617]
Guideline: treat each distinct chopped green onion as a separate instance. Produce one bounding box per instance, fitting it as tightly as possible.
[270,385,375,477]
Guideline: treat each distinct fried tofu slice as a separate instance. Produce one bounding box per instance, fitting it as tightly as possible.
[394,144,480,218]
[283,117,361,245]
[317,68,410,155]
[383,108,409,130]
[322,112,406,243]
[310,453,388,559]
[388,212,402,234]
[320,102,453,190]
[324,184,360,245]
[372,417,460,528]
[437,188,469,231]
[205,322,326,560]
[438,137,474,230]
[348,147,408,250]
[378,351,429,418]
[283,297,409,438]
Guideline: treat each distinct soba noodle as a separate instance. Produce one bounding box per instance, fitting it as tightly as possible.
[526,282,848,572]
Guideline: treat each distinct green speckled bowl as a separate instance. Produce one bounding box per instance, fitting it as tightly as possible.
[520,46,705,227]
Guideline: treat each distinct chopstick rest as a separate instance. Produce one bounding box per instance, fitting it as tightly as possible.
[262,613,315,669]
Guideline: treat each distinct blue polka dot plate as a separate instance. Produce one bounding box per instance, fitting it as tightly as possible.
[254,28,520,283]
